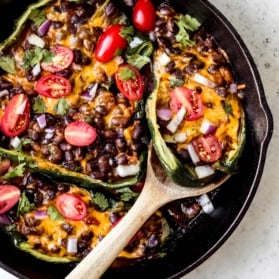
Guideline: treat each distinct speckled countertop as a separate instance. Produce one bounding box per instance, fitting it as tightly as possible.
[184,0,279,278]
[0,0,278,278]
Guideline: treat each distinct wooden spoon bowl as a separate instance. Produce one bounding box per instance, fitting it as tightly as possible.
[66,146,230,279]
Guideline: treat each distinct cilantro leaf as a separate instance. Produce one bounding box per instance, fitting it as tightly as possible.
[175,14,201,47]
[222,101,233,116]
[17,192,35,216]
[3,163,26,179]
[48,206,64,221]
[22,47,53,69]
[127,54,150,70]
[119,67,136,81]
[15,138,33,152]
[169,77,184,87]
[0,56,16,74]
[54,98,70,115]
[116,187,138,202]
[120,26,135,43]
[29,9,46,27]
[91,192,109,211]
[32,96,46,113]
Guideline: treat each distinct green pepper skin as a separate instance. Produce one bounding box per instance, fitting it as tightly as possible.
[146,76,246,187]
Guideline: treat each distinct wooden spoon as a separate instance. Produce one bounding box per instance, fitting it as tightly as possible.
[66,146,230,279]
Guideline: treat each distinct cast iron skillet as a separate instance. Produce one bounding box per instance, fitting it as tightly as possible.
[0,0,273,278]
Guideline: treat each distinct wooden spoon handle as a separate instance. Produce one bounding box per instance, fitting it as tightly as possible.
[65,182,163,279]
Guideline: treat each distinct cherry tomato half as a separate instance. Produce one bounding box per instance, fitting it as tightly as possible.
[0,185,21,215]
[56,193,87,221]
[115,64,144,101]
[41,45,74,73]
[1,94,30,137]
[95,24,128,63]
[64,121,97,147]
[192,134,222,163]
[35,74,71,98]
[170,87,204,121]
[133,0,156,33]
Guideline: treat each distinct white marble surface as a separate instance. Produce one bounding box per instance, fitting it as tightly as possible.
[184,0,279,278]
[1,0,278,278]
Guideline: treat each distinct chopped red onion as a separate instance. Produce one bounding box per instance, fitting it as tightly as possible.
[67,237,78,253]
[200,119,217,135]
[195,165,215,179]
[196,194,215,214]
[166,107,186,133]
[32,62,41,77]
[156,108,172,121]
[10,137,21,149]
[45,127,55,133]
[0,214,11,225]
[81,83,98,101]
[187,143,200,164]
[192,72,217,88]
[116,163,139,177]
[27,33,45,48]
[0,89,9,98]
[34,209,48,220]
[37,19,51,36]
[229,83,238,94]
[36,114,46,129]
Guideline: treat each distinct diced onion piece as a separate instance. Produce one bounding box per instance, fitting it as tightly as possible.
[27,33,45,48]
[0,214,11,225]
[81,83,98,101]
[34,210,48,220]
[157,52,171,67]
[36,114,46,129]
[10,137,21,149]
[67,237,78,253]
[32,62,41,77]
[156,108,172,121]
[196,194,215,214]
[37,19,51,36]
[192,72,217,88]
[195,165,215,179]
[116,163,139,177]
[0,89,9,98]
[16,98,27,115]
[187,143,200,164]
[229,83,238,94]
[200,119,217,135]
[173,132,187,143]
[129,36,143,48]
[166,107,186,133]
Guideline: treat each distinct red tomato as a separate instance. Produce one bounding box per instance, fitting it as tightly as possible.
[115,64,144,101]
[56,193,87,221]
[1,94,30,137]
[192,134,222,163]
[0,185,21,215]
[35,74,71,98]
[41,45,73,73]
[95,24,128,63]
[64,121,97,147]
[133,0,156,32]
[170,87,204,121]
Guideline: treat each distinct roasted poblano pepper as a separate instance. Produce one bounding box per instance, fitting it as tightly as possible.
[146,8,246,187]
[0,0,149,190]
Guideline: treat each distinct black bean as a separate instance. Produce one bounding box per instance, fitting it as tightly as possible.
[215,87,227,97]
[57,183,70,192]
[116,153,128,165]
[115,138,126,152]
[165,61,176,73]
[0,79,13,90]
[34,191,44,206]
[56,68,73,79]
[61,222,73,233]
[157,37,171,49]
[104,143,117,155]
[48,145,63,162]
[95,105,108,116]
[93,115,104,129]
[208,64,219,74]
[81,230,94,242]
[103,130,118,140]
[98,155,111,174]
[158,5,176,17]
[52,21,63,29]
[132,122,143,140]
[183,64,198,75]
[44,189,56,201]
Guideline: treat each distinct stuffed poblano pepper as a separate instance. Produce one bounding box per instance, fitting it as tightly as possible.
[146,3,246,187]
[0,0,155,189]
